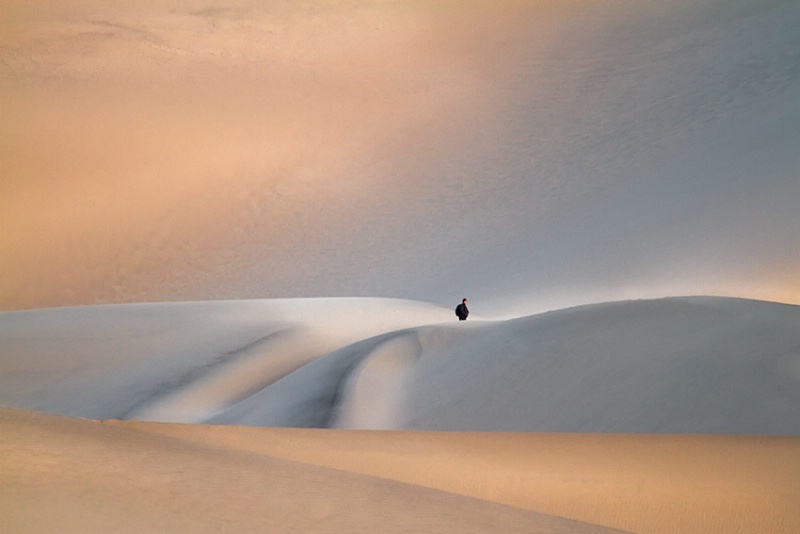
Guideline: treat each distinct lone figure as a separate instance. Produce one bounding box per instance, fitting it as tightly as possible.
[455,298,469,321]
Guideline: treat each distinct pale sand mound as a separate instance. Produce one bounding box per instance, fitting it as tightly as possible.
[0,298,452,421]
[0,407,623,534]
[117,421,800,534]
[208,297,800,434]
[4,297,797,434]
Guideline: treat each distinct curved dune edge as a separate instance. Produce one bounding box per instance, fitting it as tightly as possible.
[0,407,624,534]
[115,419,800,534]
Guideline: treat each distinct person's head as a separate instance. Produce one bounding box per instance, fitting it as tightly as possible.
[462,298,468,304]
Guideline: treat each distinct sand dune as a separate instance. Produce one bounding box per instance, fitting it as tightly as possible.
[2,296,799,532]
[2,296,798,434]
[214,296,800,433]
[4,0,800,532]
[115,421,800,534]
[4,407,798,534]
[0,298,452,420]
[1,407,624,534]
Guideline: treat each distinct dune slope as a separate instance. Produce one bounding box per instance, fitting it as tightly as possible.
[2,296,799,532]
[117,421,800,534]
[207,297,800,433]
[0,298,451,421]
[2,296,798,434]
[0,407,625,534]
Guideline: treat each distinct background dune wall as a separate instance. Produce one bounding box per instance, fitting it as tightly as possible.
[2,0,799,314]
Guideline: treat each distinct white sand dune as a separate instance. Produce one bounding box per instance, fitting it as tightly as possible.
[0,298,452,421]
[2,296,798,434]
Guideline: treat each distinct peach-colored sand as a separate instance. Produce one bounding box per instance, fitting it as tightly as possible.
[1,407,623,534]
[119,420,800,534]
[0,0,535,310]
[4,0,799,313]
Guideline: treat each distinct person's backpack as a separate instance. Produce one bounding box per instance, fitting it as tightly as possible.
[455,304,460,317]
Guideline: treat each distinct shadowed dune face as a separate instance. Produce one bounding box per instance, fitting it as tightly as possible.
[0,298,453,420]
[2,0,800,314]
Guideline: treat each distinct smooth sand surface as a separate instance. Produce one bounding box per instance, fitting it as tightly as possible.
[1,407,624,534]
[0,298,453,422]
[114,420,800,534]
[3,297,798,434]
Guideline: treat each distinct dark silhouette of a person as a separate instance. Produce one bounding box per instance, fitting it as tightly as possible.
[456,298,469,321]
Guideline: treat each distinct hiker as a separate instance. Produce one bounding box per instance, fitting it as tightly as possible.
[455,298,469,321]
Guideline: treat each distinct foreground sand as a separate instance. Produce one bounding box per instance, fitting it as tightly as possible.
[1,407,624,534]
[4,407,797,534]
[116,420,800,534]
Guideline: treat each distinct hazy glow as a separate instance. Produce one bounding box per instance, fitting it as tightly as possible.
[2,0,799,312]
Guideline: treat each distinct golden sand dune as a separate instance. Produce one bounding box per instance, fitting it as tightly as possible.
[116,419,800,534]
[4,406,796,534]
[1,407,624,534]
